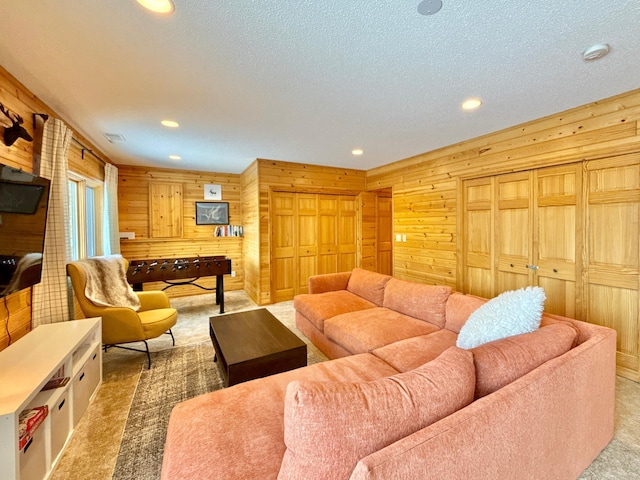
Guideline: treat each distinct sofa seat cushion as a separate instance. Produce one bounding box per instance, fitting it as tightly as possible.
[346,268,392,306]
[278,347,475,480]
[294,291,376,332]
[161,353,399,480]
[471,323,578,398]
[325,307,440,355]
[382,278,452,328]
[372,329,458,372]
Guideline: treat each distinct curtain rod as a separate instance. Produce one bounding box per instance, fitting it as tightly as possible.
[71,136,106,165]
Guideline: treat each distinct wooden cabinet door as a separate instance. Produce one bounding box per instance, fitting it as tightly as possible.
[462,165,581,313]
[149,182,183,238]
[318,195,338,274]
[271,192,295,302]
[534,164,582,318]
[585,154,640,380]
[376,196,393,275]
[296,195,318,294]
[495,172,534,292]
[338,196,358,272]
[271,192,358,301]
[462,177,494,298]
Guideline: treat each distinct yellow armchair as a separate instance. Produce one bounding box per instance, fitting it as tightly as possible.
[67,260,178,368]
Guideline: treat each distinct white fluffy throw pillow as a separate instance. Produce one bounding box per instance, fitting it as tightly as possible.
[456,286,546,349]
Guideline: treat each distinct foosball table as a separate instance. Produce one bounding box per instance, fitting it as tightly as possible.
[126,256,232,313]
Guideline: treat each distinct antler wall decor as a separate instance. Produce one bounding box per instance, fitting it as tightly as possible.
[0,102,33,146]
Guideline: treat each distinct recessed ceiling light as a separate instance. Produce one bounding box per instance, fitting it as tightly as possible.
[161,120,179,128]
[136,0,175,14]
[169,155,181,160]
[461,98,482,110]
[352,148,364,156]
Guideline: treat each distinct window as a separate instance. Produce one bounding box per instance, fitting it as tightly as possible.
[68,174,103,260]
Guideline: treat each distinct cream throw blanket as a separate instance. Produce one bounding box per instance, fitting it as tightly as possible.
[77,254,141,311]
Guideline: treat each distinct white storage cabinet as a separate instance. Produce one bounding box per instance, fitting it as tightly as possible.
[0,318,102,480]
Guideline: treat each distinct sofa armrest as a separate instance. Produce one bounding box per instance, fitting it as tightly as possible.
[308,271,352,294]
[136,290,172,311]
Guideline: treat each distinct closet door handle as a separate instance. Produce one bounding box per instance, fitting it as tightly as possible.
[526,264,539,270]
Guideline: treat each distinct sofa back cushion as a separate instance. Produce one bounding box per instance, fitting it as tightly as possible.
[471,323,577,398]
[444,293,487,333]
[540,313,581,347]
[277,347,475,480]
[346,268,392,306]
[382,278,452,328]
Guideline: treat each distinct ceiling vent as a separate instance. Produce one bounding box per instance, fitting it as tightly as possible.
[103,133,126,143]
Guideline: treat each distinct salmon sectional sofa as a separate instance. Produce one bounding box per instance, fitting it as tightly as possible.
[162,268,616,480]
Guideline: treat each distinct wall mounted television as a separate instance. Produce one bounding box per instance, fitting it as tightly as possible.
[0,163,51,298]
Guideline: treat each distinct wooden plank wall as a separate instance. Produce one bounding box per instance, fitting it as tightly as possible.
[249,159,367,305]
[118,165,244,296]
[240,160,260,303]
[0,66,110,349]
[366,88,640,287]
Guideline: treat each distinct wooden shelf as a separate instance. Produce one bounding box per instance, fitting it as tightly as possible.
[0,318,102,480]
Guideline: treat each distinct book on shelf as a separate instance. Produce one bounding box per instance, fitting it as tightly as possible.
[19,405,48,450]
[213,225,243,237]
[42,376,70,391]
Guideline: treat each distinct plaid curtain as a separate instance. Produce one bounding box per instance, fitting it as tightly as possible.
[102,162,120,255]
[32,118,72,326]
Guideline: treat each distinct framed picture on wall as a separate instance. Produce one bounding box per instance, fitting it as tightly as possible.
[196,202,229,225]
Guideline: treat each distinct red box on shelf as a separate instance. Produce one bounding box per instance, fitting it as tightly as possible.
[18,405,48,450]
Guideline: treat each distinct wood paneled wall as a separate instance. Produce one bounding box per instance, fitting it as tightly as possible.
[240,160,260,303]
[118,165,244,296]
[243,159,367,305]
[367,88,640,287]
[0,66,110,349]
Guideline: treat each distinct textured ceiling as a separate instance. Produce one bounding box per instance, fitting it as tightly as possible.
[1,1,639,174]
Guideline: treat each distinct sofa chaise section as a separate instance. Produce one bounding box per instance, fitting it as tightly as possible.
[161,353,399,480]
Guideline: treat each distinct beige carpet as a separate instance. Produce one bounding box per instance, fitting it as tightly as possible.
[50,291,640,479]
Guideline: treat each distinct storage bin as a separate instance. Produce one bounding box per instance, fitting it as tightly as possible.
[50,391,71,464]
[72,345,100,426]
[19,428,46,480]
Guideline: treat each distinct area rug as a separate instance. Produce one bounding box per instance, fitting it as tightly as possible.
[112,342,221,480]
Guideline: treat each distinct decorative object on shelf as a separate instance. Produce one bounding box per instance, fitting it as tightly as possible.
[213,225,243,237]
[196,201,229,225]
[204,183,222,200]
[18,405,48,450]
[0,102,33,146]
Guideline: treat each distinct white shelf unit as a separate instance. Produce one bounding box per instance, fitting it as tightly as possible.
[0,318,102,480]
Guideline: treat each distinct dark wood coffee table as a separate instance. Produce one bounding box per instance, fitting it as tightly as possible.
[209,308,307,387]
